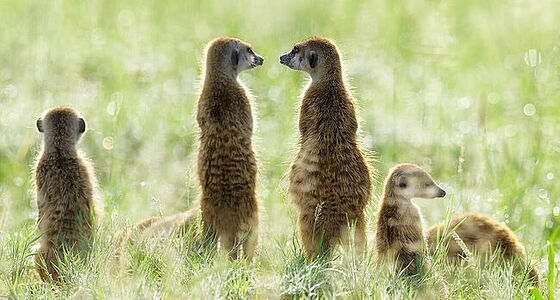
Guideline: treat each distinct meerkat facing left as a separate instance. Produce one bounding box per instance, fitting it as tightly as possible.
[376,163,446,277]
[34,106,101,282]
[280,37,372,258]
[197,37,263,261]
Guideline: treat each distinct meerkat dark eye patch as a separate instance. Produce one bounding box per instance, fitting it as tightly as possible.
[231,48,239,67]
[78,118,86,133]
[308,50,317,68]
[396,176,407,188]
[36,118,43,132]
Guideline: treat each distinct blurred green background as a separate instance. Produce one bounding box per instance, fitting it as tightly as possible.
[0,0,559,297]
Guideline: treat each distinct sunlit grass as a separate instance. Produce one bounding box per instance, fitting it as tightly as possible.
[1,0,559,298]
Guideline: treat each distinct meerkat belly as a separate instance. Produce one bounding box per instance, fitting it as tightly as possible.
[386,207,426,253]
[289,144,321,211]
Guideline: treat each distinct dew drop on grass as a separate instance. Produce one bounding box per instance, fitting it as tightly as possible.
[103,137,114,150]
[13,177,23,187]
[553,207,560,216]
[546,172,554,180]
[523,103,536,116]
[141,181,146,188]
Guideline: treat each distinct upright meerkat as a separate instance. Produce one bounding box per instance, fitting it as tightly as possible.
[426,213,541,286]
[196,37,263,260]
[33,106,100,282]
[280,37,372,258]
[376,163,446,277]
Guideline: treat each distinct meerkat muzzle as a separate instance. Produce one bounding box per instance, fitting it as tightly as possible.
[279,53,291,66]
[254,55,264,66]
[436,187,446,197]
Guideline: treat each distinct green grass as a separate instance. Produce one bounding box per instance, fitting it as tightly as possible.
[1,0,559,298]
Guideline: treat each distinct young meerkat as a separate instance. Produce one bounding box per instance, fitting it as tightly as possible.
[280,37,372,258]
[426,213,541,286]
[376,163,446,277]
[34,106,101,282]
[197,37,263,260]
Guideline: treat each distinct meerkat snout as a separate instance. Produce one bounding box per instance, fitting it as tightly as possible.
[389,164,446,200]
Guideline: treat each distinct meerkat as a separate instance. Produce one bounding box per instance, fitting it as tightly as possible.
[196,37,263,261]
[426,213,541,286]
[280,37,372,258]
[376,163,446,277]
[33,106,101,282]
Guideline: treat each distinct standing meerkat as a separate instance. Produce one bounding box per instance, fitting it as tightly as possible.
[196,37,263,260]
[376,163,446,277]
[280,37,372,258]
[426,213,541,286]
[33,106,101,282]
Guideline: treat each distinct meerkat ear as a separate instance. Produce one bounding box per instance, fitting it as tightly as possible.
[78,118,86,133]
[308,50,318,68]
[36,118,43,133]
[231,48,239,67]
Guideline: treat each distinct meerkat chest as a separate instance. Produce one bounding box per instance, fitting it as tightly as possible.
[289,143,320,203]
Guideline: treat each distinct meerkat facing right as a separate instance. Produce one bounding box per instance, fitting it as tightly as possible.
[426,213,541,287]
[196,37,263,261]
[376,163,446,277]
[280,37,373,258]
[34,106,101,282]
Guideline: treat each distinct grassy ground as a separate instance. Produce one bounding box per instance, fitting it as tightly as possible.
[1,0,559,298]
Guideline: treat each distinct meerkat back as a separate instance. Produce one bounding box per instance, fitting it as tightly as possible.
[426,213,540,286]
[34,106,100,282]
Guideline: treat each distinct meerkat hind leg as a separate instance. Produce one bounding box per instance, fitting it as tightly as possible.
[242,229,258,261]
[221,230,240,259]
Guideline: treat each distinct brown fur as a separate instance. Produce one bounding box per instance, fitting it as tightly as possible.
[133,207,200,240]
[426,213,541,286]
[33,106,100,282]
[280,37,372,258]
[196,37,263,260]
[376,163,446,277]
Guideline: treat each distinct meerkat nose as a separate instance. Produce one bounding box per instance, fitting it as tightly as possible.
[279,54,289,65]
[437,187,446,197]
[255,55,264,65]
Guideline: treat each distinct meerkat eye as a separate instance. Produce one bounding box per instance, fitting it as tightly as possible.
[247,48,254,54]
[292,47,299,54]
[399,182,407,188]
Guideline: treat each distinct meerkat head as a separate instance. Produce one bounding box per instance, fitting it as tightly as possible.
[204,37,264,78]
[384,163,446,200]
[36,106,86,148]
[279,37,342,80]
